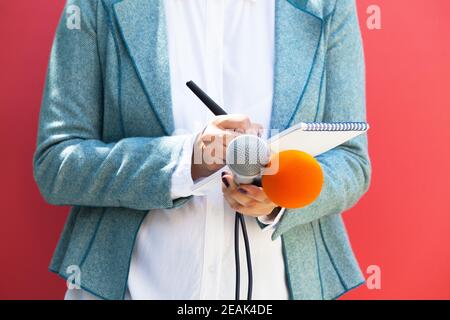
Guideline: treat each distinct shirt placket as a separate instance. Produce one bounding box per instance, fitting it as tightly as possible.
[203,0,225,105]
[199,0,226,300]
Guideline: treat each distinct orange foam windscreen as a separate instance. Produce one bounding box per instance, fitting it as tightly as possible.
[262,150,324,209]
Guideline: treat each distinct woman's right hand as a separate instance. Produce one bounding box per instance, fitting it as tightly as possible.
[191,114,262,180]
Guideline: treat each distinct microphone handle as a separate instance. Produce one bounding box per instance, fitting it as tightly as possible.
[233,175,263,187]
[252,178,262,188]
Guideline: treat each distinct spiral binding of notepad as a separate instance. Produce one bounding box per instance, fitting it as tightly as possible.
[302,122,368,131]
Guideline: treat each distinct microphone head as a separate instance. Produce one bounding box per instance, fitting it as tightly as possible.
[226,135,271,184]
[262,150,324,209]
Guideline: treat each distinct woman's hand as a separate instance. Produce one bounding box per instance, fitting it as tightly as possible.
[191,114,262,180]
[221,171,279,218]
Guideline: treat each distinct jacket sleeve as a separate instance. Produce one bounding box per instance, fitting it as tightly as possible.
[33,0,190,211]
[273,0,371,238]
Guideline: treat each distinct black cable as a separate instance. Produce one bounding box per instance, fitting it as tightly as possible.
[238,213,253,300]
[234,212,253,300]
[234,213,240,300]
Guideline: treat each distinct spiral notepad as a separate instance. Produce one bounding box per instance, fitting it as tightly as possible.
[192,122,369,194]
[301,122,369,131]
[268,121,369,156]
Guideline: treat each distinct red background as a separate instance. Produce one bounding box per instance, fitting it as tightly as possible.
[0,0,449,299]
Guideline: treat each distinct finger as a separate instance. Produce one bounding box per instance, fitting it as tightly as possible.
[246,123,264,137]
[238,206,274,217]
[221,172,238,190]
[223,193,246,213]
[222,173,254,206]
[223,185,276,217]
[226,198,272,217]
[202,131,240,162]
[228,187,257,207]
[222,130,241,146]
[222,173,263,206]
[216,114,251,131]
[202,128,240,143]
[223,183,254,208]
[236,184,270,203]
[222,173,269,203]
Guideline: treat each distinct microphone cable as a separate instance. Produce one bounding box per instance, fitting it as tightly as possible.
[234,212,253,300]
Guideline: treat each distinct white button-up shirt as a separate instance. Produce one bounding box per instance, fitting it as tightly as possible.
[65,0,288,300]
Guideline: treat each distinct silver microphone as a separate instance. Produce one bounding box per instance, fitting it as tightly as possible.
[226,135,271,185]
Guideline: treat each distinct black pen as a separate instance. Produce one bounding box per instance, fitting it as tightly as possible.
[186,81,228,116]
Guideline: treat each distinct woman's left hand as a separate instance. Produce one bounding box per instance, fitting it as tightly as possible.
[221,171,278,217]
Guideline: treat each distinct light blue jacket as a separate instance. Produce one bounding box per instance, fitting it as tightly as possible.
[34,0,371,300]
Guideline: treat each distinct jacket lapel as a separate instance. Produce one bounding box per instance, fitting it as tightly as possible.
[270,0,324,133]
[113,0,174,135]
[112,0,323,136]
